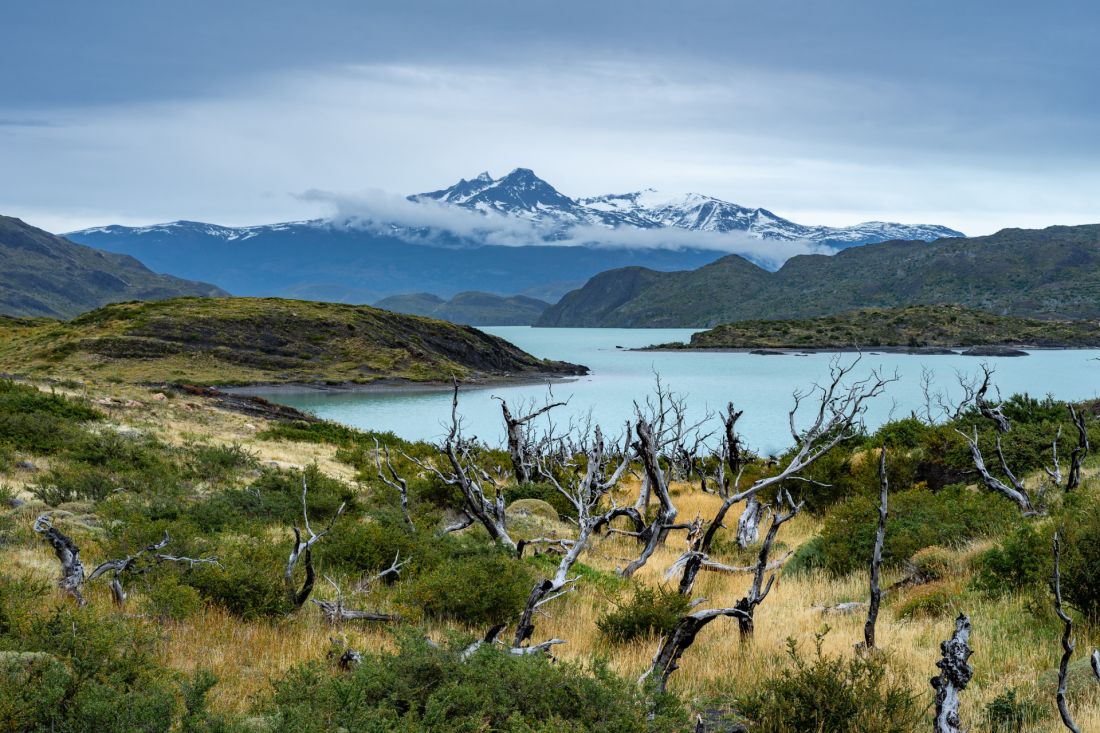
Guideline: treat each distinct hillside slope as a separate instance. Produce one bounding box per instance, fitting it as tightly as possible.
[0,215,226,319]
[653,305,1100,350]
[0,297,586,386]
[374,291,551,326]
[538,224,1100,327]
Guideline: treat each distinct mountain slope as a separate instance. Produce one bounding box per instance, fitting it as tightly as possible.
[0,216,226,319]
[374,291,551,326]
[537,224,1100,327]
[653,305,1100,350]
[0,297,586,386]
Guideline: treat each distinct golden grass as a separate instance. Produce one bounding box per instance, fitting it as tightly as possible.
[6,379,1100,731]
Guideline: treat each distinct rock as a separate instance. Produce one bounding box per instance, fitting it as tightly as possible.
[905,347,958,355]
[750,349,788,356]
[151,392,168,401]
[818,601,867,615]
[6,497,25,508]
[960,345,1028,357]
[505,499,559,522]
[15,459,38,472]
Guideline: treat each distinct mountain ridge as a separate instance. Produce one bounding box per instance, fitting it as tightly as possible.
[0,215,226,319]
[536,224,1100,327]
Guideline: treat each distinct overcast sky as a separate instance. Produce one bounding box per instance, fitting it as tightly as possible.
[4,1,1098,235]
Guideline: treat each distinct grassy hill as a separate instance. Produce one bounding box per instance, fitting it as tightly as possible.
[374,291,551,326]
[0,296,586,386]
[537,224,1100,327]
[655,305,1100,350]
[0,215,226,319]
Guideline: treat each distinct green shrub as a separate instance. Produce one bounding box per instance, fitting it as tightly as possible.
[186,537,291,619]
[1058,492,1100,617]
[973,522,1050,596]
[597,585,692,643]
[737,633,921,733]
[185,443,257,485]
[893,582,958,620]
[784,535,827,576]
[503,481,577,520]
[401,550,535,626]
[30,465,116,505]
[984,688,1048,732]
[267,634,684,733]
[316,511,421,576]
[818,485,1018,575]
[142,573,205,622]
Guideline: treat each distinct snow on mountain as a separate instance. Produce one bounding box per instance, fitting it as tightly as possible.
[68,168,963,253]
[413,169,964,246]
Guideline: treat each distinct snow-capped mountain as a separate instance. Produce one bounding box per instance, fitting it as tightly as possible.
[411,168,964,246]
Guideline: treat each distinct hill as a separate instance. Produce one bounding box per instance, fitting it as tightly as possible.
[0,297,586,386]
[537,224,1100,327]
[651,305,1100,350]
[374,291,551,325]
[0,215,226,319]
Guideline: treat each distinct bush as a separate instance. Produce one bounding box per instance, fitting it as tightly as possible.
[401,550,535,626]
[1058,492,1100,617]
[142,573,205,622]
[737,632,921,733]
[597,585,692,643]
[185,443,257,485]
[984,688,1048,732]
[818,485,1018,575]
[503,481,577,520]
[186,537,291,619]
[893,582,959,620]
[267,634,684,733]
[973,522,1050,596]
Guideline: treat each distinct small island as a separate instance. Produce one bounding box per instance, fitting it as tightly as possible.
[646,305,1100,353]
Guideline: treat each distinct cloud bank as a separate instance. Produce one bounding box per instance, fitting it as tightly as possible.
[299,187,832,269]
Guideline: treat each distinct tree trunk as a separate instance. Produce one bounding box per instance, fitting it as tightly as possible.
[931,614,973,733]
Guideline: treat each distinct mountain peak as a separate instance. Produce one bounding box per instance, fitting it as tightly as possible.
[474,171,493,182]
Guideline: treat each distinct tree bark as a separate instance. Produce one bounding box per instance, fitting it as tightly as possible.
[863,448,888,650]
[1053,532,1082,733]
[931,614,973,733]
[33,515,86,606]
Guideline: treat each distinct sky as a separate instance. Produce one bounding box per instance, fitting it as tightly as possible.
[3,1,1099,236]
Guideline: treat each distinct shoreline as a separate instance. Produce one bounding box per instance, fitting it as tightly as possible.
[224,372,583,397]
[640,343,1100,355]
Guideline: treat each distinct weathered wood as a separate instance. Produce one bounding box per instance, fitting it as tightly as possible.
[640,606,750,693]
[285,477,346,609]
[1053,532,1082,733]
[957,427,1038,516]
[495,395,566,484]
[375,439,414,531]
[735,494,765,549]
[33,514,86,606]
[1067,404,1089,491]
[863,448,889,650]
[731,494,801,641]
[931,614,973,733]
[513,425,631,647]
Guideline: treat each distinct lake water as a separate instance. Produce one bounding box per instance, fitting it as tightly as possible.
[253,328,1100,456]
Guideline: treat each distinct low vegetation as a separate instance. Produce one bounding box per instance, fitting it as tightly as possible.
[654,304,1100,350]
[3,361,1100,732]
[0,296,585,386]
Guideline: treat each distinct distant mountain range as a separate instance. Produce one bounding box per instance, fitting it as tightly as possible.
[537,224,1100,327]
[66,169,961,303]
[0,216,225,319]
[413,168,962,247]
[373,292,550,326]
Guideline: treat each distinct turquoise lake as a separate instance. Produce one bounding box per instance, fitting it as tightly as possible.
[251,328,1100,456]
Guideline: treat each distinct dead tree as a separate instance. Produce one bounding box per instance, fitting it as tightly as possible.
[285,477,346,609]
[618,416,683,577]
[640,605,750,693]
[862,448,889,650]
[729,493,802,640]
[512,425,632,648]
[1053,532,1082,733]
[375,439,414,531]
[956,427,1040,516]
[89,531,217,606]
[671,360,894,597]
[931,614,973,733]
[312,555,408,625]
[974,365,1011,433]
[1066,404,1089,491]
[408,381,516,550]
[33,514,86,606]
[495,394,566,484]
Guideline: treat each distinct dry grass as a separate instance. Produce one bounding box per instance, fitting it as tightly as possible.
[5,379,1100,731]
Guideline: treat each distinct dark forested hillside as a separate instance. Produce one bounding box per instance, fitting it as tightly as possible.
[0,216,226,319]
[537,224,1100,327]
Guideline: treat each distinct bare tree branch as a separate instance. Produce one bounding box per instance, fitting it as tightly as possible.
[956,427,1038,516]
[1053,531,1082,733]
[862,448,888,650]
[375,439,414,531]
[1067,404,1089,491]
[285,477,346,609]
[33,514,86,606]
